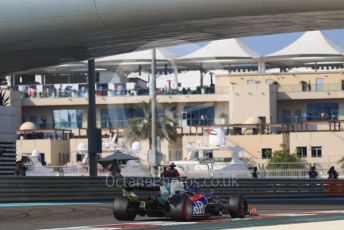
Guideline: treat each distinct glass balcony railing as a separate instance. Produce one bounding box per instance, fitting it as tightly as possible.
[19,84,224,99]
[278,83,344,93]
[281,114,338,124]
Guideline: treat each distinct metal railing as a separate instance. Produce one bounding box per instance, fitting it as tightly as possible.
[278,83,344,93]
[23,118,218,130]
[19,85,226,99]
[258,169,333,179]
[23,165,152,177]
[21,165,344,179]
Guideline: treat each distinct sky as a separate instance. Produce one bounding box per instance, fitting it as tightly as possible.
[168,29,344,57]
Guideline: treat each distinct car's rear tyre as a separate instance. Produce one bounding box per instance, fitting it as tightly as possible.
[169,196,193,221]
[228,195,248,218]
[113,196,137,221]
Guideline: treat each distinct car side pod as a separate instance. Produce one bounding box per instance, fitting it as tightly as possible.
[228,195,248,218]
[169,195,193,221]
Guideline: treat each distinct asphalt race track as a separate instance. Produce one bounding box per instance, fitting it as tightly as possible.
[1,198,344,230]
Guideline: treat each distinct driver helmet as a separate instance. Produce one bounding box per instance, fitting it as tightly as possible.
[170,162,176,168]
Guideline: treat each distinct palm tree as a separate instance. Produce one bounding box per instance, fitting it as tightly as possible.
[267,144,303,169]
[0,90,9,106]
[125,100,177,149]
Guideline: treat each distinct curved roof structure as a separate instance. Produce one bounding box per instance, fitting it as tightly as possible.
[96,49,173,63]
[177,39,259,62]
[19,122,38,131]
[244,117,262,125]
[266,31,344,58]
[94,49,175,72]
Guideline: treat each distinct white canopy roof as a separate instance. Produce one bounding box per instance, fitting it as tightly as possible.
[267,31,344,58]
[177,38,259,61]
[95,49,172,63]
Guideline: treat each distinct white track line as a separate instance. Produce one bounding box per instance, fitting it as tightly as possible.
[226,220,344,230]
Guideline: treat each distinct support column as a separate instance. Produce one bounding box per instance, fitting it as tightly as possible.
[173,64,178,88]
[258,59,266,73]
[200,64,204,88]
[151,49,158,166]
[43,74,46,85]
[88,59,97,176]
[6,76,12,88]
[11,76,14,87]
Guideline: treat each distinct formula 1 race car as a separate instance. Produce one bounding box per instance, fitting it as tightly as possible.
[113,180,248,221]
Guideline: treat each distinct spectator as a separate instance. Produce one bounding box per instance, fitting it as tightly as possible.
[53,87,57,98]
[308,166,318,179]
[308,113,312,120]
[163,162,180,177]
[320,112,325,120]
[109,160,121,177]
[326,112,331,120]
[57,167,64,176]
[15,160,27,176]
[252,166,258,178]
[58,85,63,97]
[200,114,204,125]
[303,112,308,121]
[327,166,339,179]
[79,86,88,98]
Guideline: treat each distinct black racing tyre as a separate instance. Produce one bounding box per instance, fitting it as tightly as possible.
[169,196,193,221]
[228,195,248,218]
[113,196,137,221]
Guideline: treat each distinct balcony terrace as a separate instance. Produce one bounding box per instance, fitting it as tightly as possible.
[278,83,344,100]
[19,85,228,106]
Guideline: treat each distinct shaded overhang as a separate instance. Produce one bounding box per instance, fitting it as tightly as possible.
[2,0,344,73]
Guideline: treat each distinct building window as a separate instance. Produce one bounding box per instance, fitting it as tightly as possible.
[307,103,338,121]
[175,150,182,161]
[266,79,274,84]
[184,106,214,126]
[204,150,213,160]
[247,80,255,85]
[311,147,322,158]
[282,110,291,123]
[53,109,83,128]
[76,154,83,162]
[100,107,135,128]
[39,116,48,129]
[29,115,37,125]
[296,147,307,158]
[294,110,302,123]
[262,148,272,159]
[62,153,66,164]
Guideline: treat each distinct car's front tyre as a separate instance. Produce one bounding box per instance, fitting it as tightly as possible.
[228,195,248,218]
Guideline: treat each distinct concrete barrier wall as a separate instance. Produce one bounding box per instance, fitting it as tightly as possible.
[0,177,343,203]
